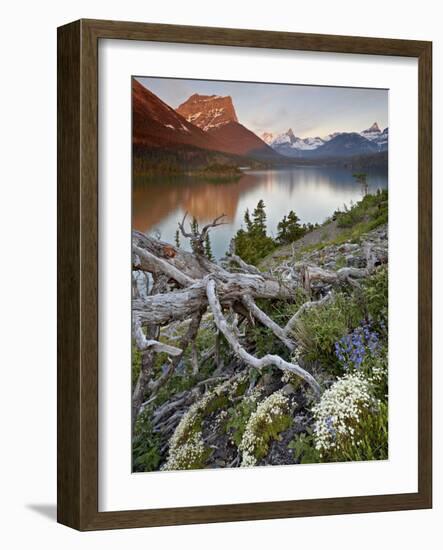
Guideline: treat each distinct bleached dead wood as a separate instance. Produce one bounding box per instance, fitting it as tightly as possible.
[179,212,227,256]
[132,324,159,430]
[206,279,321,400]
[148,308,205,395]
[131,219,385,426]
[241,294,296,351]
[224,239,264,276]
[298,241,383,291]
[133,274,297,327]
[133,319,183,356]
[133,244,195,287]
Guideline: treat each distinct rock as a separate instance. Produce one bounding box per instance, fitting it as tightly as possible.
[177,94,238,130]
[338,243,359,253]
[292,414,309,433]
[281,383,296,396]
[260,373,274,387]
[345,254,366,268]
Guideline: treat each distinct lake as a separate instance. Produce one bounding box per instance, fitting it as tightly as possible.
[133,166,388,259]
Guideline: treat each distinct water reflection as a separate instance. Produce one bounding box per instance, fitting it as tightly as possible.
[133,166,388,258]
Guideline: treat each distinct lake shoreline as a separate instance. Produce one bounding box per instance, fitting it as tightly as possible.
[133,166,388,259]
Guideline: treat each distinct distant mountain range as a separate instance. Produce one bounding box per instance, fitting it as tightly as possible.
[132,79,388,172]
[261,122,388,159]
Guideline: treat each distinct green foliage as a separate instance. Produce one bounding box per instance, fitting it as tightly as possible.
[153,327,216,409]
[297,209,387,258]
[362,266,388,328]
[336,189,388,229]
[365,349,388,400]
[244,208,253,232]
[254,413,292,461]
[191,217,199,236]
[225,397,258,447]
[163,377,249,470]
[234,228,276,265]
[233,200,277,265]
[252,199,267,236]
[133,146,262,176]
[155,373,198,409]
[335,254,347,269]
[312,371,388,463]
[132,409,162,472]
[152,327,218,410]
[277,210,306,245]
[288,429,321,464]
[292,292,364,372]
[325,400,388,462]
[248,324,289,358]
[204,233,214,261]
[239,391,293,466]
[174,229,181,248]
[244,290,309,360]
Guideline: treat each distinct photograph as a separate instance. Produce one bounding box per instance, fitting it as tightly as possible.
[131,76,389,472]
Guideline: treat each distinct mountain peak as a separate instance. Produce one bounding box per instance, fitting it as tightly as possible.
[363,122,381,133]
[177,94,238,131]
[261,131,275,144]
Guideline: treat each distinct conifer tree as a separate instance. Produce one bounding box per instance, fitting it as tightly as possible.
[204,233,214,261]
[252,199,267,236]
[277,210,305,244]
[244,208,253,232]
[191,217,199,236]
[175,229,181,248]
[233,200,276,265]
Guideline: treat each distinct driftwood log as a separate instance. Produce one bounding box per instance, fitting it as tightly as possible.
[131,214,383,428]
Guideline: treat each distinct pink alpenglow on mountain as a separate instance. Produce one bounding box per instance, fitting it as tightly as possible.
[177,94,239,131]
[177,93,279,158]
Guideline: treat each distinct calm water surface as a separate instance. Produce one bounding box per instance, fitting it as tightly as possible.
[133,166,388,258]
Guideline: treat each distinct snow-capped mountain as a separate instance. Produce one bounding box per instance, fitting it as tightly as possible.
[361,122,389,150]
[261,129,330,156]
[261,123,388,158]
[134,79,387,165]
[261,132,275,145]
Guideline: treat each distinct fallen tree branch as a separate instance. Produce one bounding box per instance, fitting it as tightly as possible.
[148,308,206,394]
[133,274,297,327]
[225,239,264,276]
[242,294,296,351]
[300,243,384,292]
[284,293,333,336]
[206,279,321,400]
[133,244,195,287]
[133,230,210,280]
[133,325,183,358]
[132,325,158,431]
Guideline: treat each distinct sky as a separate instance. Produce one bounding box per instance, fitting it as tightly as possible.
[136,76,388,138]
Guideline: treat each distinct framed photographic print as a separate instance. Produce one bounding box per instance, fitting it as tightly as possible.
[57,19,432,530]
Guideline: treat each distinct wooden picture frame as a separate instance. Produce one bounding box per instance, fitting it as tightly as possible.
[57,18,432,530]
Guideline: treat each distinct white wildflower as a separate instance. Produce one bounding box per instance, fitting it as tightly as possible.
[239,390,291,467]
[312,372,378,456]
[163,375,247,470]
